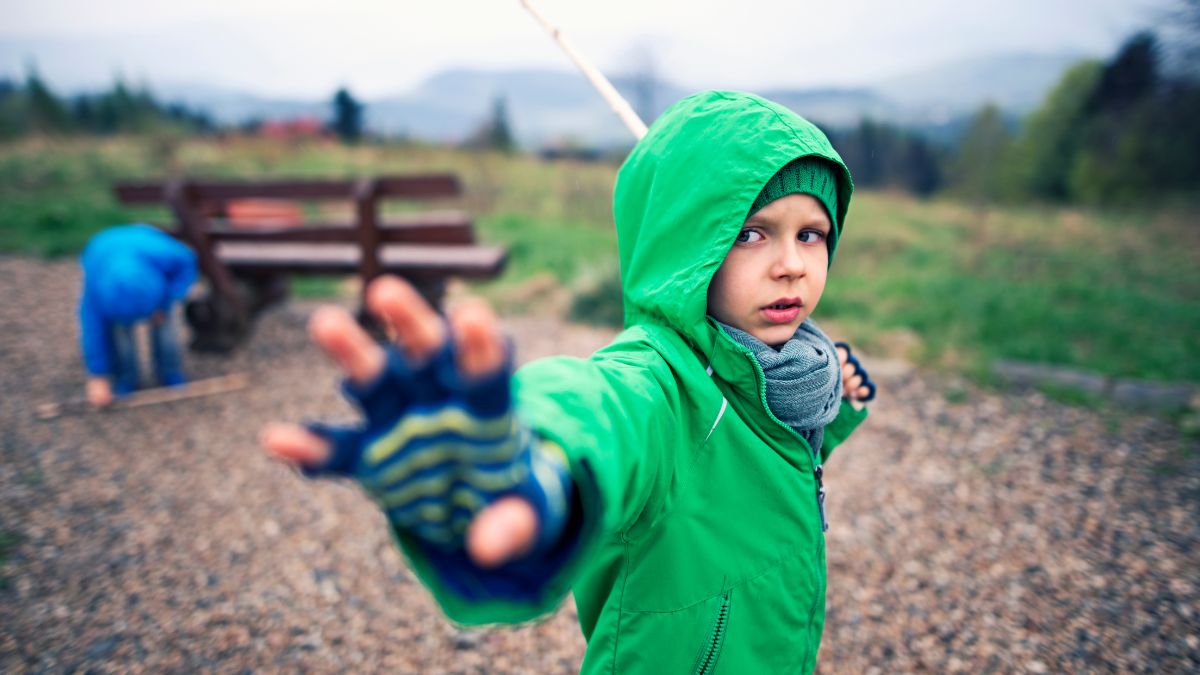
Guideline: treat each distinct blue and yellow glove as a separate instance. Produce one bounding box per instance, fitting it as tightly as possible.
[302,339,574,558]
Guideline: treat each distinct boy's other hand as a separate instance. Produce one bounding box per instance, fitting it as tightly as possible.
[261,276,540,569]
[835,342,876,406]
[86,376,113,408]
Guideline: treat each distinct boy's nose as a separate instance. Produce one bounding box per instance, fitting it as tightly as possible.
[771,244,807,279]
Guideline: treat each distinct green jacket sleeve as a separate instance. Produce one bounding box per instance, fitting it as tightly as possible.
[390,344,678,626]
[820,399,869,463]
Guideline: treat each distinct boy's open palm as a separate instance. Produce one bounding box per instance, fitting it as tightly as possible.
[261,276,543,569]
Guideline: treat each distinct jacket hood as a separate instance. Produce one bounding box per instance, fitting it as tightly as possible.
[613,90,853,356]
[95,253,164,321]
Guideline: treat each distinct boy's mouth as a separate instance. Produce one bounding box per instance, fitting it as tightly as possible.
[760,298,803,323]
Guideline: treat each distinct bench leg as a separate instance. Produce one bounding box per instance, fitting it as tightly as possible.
[185,275,292,353]
[412,279,446,310]
[185,293,252,353]
[237,273,291,313]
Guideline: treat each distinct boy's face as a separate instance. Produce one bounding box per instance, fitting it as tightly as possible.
[707,193,831,347]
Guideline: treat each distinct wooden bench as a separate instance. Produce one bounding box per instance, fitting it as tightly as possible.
[114,175,507,351]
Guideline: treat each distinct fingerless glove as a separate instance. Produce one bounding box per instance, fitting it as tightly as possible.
[834,341,877,402]
[303,341,574,557]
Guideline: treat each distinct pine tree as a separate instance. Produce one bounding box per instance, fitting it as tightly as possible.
[486,96,515,152]
[332,88,364,143]
[25,68,71,133]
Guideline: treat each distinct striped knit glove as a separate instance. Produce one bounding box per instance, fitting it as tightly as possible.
[303,341,573,557]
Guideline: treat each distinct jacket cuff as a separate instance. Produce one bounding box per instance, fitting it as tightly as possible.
[389,461,599,626]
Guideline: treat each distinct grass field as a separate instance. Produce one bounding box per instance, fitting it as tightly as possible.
[1,134,1196,384]
[822,194,1200,382]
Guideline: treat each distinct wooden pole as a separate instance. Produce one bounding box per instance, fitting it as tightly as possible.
[519,0,648,140]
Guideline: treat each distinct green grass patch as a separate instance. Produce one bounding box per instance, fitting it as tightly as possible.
[942,383,970,404]
[821,193,1200,383]
[289,277,347,299]
[1034,381,1106,408]
[475,212,616,284]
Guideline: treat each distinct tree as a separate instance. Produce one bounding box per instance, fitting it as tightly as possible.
[830,119,885,188]
[950,104,1012,203]
[465,95,516,152]
[826,120,942,196]
[0,78,26,139]
[332,87,364,143]
[1069,77,1200,204]
[1007,60,1104,200]
[25,68,71,133]
[1089,32,1160,114]
[900,136,942,197]
[485,95,515,152]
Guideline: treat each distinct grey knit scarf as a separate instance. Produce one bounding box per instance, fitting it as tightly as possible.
[718,319,842,453]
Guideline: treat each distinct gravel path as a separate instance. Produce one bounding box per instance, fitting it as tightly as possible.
[1,256,1197,673]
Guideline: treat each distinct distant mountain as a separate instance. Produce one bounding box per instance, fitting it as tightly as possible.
[149,82,328,126]
[368,69,694,147]
[134,51,1087,147]
[756,88,898,127]
[872,51,1087,122]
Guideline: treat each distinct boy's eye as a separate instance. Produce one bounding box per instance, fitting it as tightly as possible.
[798,230,826,244]
[735,228,764,244]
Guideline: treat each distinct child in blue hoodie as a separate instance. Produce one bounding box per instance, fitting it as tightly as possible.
[78,224,198,407]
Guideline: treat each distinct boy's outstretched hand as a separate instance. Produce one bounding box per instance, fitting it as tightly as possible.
[262,276,551,569]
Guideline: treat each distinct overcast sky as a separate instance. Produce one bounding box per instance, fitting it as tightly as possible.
[0,0,1173,98]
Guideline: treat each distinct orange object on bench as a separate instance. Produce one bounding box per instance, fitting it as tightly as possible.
[225,199,305,229]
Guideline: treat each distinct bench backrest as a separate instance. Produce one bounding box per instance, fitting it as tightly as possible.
[113,175,470,312]
[115,175,461,204]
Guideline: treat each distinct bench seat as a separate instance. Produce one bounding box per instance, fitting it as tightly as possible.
[214,242,507,279]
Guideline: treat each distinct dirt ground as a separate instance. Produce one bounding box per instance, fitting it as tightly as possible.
[1,256,1197,673]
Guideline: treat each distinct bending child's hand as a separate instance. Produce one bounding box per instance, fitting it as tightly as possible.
[86,376,113,408]
[834,341,876,404]
[262,276,571,569]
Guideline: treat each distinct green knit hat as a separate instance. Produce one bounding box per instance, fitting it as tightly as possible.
[749,156,841,261]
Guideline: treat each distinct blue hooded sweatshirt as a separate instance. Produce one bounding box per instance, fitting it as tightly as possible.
[78,225,198,376]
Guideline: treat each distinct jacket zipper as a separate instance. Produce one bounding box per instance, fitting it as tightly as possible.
[813,463,829,532]
[693,590,731,675]
[730,342,831,534]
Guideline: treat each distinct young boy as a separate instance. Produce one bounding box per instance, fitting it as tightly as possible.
[79,224,198,407]
[264,90,875,673]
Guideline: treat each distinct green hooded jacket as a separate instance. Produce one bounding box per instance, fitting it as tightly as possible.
[395,90,868,674]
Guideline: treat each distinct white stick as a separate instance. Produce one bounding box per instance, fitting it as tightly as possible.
[519,0,648,140]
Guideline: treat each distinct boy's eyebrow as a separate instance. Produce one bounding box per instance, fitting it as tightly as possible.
[742,215,832,230]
